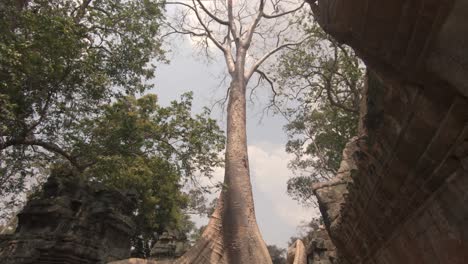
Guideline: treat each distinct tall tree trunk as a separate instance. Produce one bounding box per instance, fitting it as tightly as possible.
[222,77,271,263]
[176,75,271,264]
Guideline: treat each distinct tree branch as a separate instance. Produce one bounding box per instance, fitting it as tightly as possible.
[0,139,83,171]
[166,1,235,71]
[191,0,226,52]
[74,0,93,23]
[255,69,290,121]
[196,0,229,26]
[242,0,265,47]
[227,0,239,43]
[262,2,305,19]
[245,39,306,81]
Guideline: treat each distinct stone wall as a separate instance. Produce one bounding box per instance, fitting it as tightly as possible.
[315,71,468,263]
[0,171,136,264]
[305,228,339,264]
[308,0,468,263]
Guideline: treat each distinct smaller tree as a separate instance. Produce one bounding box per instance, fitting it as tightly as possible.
[75,93,225,253]
[287,217,323,247]
[274,19,365,205]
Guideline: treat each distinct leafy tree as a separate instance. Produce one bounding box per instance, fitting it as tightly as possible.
[287,217,323,247]
[189,224,206,245]
[0,0,226,256]
[78,93,224,252]
[2,92,225,255]
[274,18,364,205]
[0,0,165,198]
[80,93,224,252]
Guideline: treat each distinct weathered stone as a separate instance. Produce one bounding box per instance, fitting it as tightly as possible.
[108,258,159,264]
[150,230,190,261]
[307,1,468,262]
[0,170,136,264]
[305,228,341,264]
[314,70,468,263]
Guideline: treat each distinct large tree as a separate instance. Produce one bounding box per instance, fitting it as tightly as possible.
[165,1,307,263]
[0,0,227,249]
[1,91,226,252]
[0,0,165,196]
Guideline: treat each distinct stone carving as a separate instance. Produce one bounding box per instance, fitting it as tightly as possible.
[0,170,136,264]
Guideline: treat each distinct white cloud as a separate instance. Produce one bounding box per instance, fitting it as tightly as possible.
[248,142,318,247]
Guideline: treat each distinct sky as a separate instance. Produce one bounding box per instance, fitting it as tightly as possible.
[148,37,318,249]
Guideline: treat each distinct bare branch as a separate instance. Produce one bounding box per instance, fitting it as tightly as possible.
[255,69,290,121]
[245,39,307,81]
[166,1,226,52]
[242,0,266,47]
[196,0,229,25]
[161,21,207,39]
[262,2,305,19]
[227,0,239,44]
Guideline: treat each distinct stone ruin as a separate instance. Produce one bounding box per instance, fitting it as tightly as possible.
[150,231,190,261]
[0,171,137,264]
[305,228,338,264]
[0,169,193,264]
[107,230,191,264]
[306,0,468,263]
[2,1,468,263]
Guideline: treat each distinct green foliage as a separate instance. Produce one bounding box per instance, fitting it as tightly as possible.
[284,104,358,204]
[274,18,364,205]
[0,0,225,253]
[0,0,165,196]
[77,93,225,179]
[287,217,323,247]
[189,224,206,245]
[78,93,224,241]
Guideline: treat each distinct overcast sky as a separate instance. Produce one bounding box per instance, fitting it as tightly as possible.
[148,37,317,249]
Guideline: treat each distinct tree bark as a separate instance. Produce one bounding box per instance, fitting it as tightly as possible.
[221,78,271,263]
[176,76,271,263]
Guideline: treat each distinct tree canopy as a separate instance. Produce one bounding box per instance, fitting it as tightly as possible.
[0,0,226,255]
[79,93,224,253]
[1,0,165,188]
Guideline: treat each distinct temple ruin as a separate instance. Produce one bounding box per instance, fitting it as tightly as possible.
[1,0,467,263]
[308,0,468,263]
[0,170,137,264]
